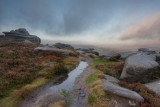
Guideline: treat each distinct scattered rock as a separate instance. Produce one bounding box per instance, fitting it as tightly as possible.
[120,54,159,83]
[145,79,160,96]
[35,46,70,56]
[53,43,74,50]
[129,100,136,106]
[102,79,144,102]
[103,53,121,61]
[1,28,41,44]
[79,88,86,97]
[137,48,156,55]
[76,48,94,51]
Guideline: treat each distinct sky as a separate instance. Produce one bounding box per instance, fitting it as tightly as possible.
[0,0,160,49]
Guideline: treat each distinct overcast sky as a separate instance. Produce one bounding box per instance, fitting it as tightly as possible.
[0,0,160,48]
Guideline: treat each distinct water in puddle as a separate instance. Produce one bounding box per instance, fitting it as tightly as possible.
[47,61,88,93]
[35,61,88,105]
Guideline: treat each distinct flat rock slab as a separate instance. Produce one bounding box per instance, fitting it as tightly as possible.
[104,74,119,84]
[120,54,159,83]
[102,79,144,102]
[35,47,70,55]
[145,79,160,96]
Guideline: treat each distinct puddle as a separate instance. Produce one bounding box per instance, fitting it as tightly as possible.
[36,61,88,104]
[47,61,88,93]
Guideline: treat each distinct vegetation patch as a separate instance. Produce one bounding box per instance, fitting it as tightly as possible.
[0,78,47,107]
[0,42,79,106]
[86,72,98,87]
[49,100,66,107]
[63,56,80,71]
[119,81,160,107]
[46,64,68,79]
[86,58,111,106]
[95,61,124,78]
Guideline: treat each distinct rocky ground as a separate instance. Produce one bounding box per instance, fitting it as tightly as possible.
[0,40,160,107]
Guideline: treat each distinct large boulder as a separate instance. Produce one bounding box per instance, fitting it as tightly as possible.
[145,79,160,96]
[35,46,70,56]
[102,79,144,102]
[120,54,159,83]
[1,28,41,44]
[0,32,5,37]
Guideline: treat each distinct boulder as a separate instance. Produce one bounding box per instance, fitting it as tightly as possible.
[53,43,74,50]
[120,54,159,83]
[120,51,136,59]
[145,79,160,96]
[103,53,121,61]
[137,48,156,55]
[0,32,5,37]
[1,28,41,44]
[102,79,144,102]
[35,46,70,56]
[103,74,119,84]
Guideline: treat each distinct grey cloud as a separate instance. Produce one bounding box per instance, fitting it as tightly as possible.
[121,13,160,40]
[0,0,160,37]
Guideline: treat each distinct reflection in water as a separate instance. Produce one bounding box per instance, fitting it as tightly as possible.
[47,61,88,93]
[35,61,88,105]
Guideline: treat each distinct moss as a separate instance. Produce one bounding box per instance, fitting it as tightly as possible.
[88,93,97,104]
[86,72,98,87]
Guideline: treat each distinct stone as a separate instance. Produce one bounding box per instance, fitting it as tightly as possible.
[102,79,144,102]
[138,48,150,52]
[1,28,41,44]
[103,53,121,61]
[120,51,136,59]
[53,43,74,50]
[145,79,160,96]
[76,48,94,52]
[103,74,119,84]
[120,54,159,83]
[137,48,156,55]
[0,32,5,37]
[35,46,70,56]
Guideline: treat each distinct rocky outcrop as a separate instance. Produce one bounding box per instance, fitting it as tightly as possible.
[35,46,70,56]
[102,53,121,61]
[76,48,99,56]
[1,28,41,44]
[120,54,159,83]
[76,48,94,52]
[137,48,156,55]
[102,79,144,102]
[53,43,74,50]
[0,32,5,37]
[145,79,160,96]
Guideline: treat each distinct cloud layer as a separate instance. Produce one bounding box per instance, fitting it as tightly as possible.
[121,13,160,40]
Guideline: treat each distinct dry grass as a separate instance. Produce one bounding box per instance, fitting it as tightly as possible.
[119,81,160,107]
[0,78,47,107]
[86,67,109,107]
[63,56,80,71]
[96,61,124,78]
[48,100,66,107]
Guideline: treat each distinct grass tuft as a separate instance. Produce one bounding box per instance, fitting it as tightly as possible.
[0,78,47,107]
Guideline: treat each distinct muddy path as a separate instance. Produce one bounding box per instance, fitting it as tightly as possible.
[69,57,94,107]
[19,57,90,107]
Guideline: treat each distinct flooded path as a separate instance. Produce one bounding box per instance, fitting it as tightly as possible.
[19,60,88,107]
